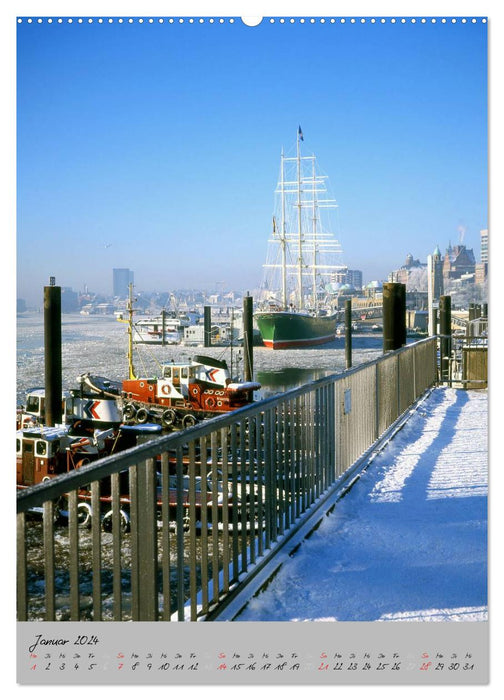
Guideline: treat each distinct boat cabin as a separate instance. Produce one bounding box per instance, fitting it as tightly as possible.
[19,385,122,430]
[16,426,71,486]
[19,389,71,427]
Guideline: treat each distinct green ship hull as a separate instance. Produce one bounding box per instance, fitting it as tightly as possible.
[255,311,337,349]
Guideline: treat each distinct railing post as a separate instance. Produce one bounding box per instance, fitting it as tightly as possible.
[129,465,139,619]
[43,501,56,620]
[68,489,81,621]
[136,458,159,620]
[329,381,336,482]
[345,299,352,369]
[375,362,380,441]
[176,448,187,619]
[264,408,274,548]
[17,513,27,621]
[91,481,102,621]
[413,344,417,399]
[397,352,401,417]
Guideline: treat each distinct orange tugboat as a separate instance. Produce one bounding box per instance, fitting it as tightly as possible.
[118,285,260,429]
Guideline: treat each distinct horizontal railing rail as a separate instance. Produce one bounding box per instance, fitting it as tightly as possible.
[17,337,437,622]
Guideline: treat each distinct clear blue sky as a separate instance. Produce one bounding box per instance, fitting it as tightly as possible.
[16,15,487,305]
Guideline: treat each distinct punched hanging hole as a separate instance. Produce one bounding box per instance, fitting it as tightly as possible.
[241,17,263,26]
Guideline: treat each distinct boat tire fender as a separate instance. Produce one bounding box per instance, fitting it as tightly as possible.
[123,403,136,420]
[182,414,197,429]
[162,409,176,427]
[136,408,149,424]
[77,502,92,529]
[102,509,130,534]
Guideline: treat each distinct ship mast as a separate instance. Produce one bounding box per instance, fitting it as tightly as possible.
[280,148,287,310]
[116,284,137,379]
[125,283,137,380]
[311,156,319,314]
[296,127,303,310]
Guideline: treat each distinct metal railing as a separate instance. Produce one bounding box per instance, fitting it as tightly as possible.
[17,337,437,622]
[438,323,488,387]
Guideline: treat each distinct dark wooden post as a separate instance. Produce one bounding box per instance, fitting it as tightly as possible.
[204,306,211,347]
[382,283,406,352]
[44,278,62,426]
[243,294,254,382]
[439,295,452,383]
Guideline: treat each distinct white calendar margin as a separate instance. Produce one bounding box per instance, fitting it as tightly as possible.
[6,0,500,696]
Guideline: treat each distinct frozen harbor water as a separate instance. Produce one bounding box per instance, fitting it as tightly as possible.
[16,312,384,404]
[234,386,488,622]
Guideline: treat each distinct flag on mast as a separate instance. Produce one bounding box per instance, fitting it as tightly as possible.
[298,125,304,141]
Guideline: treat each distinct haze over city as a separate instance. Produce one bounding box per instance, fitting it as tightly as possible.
[16,9,487,307]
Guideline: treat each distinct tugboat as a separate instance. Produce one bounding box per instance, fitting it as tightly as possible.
[16,424,123,489]
[16,371,135,492]
[121,355,260,429]
[17,373,122,431]
[118,285,261,429]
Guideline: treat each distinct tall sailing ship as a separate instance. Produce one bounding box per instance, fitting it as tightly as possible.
[255,127,346,349]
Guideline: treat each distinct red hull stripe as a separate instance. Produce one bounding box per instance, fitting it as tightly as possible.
[263,335,336,349]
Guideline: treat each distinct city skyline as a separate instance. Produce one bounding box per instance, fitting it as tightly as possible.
[16,13,487,307]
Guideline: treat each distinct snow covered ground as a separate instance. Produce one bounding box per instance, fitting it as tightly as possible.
[235,386,488,622]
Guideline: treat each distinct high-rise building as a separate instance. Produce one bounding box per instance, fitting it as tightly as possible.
[347,269,363,289]
[331,267,363,289]
[480,229,488,264]
[113,268,134,298]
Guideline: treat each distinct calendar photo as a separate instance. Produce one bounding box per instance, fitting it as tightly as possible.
[15,4,489,686]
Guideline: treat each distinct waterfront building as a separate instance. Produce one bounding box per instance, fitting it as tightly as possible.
[442,244,476,285]
[363,280,383,298]
[389,253,427,290]
[475,262,488,286]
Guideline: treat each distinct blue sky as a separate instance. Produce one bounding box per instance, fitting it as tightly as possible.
[16,13,487,305]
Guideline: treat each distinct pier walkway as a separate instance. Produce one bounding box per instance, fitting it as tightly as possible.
[232,386,488,622]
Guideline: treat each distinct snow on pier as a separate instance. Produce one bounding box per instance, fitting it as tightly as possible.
[235,387,488,622]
